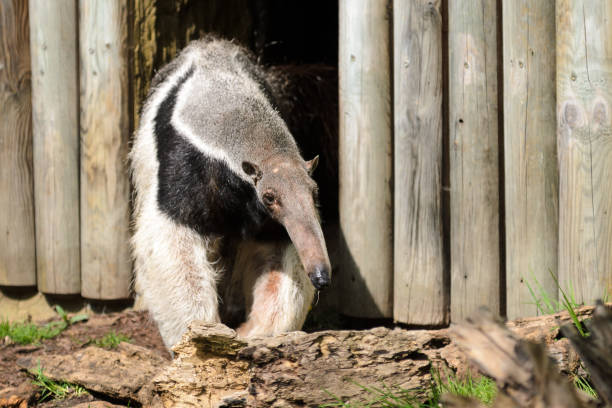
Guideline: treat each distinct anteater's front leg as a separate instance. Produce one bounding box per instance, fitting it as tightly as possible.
[234,242,315,337]
[132,204,221,349]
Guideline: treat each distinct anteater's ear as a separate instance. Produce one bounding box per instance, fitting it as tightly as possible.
[306,155,319,175]
[242,161,262,185]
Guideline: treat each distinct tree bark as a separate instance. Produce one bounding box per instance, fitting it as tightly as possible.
[15,306,603,407]
[17,343,165,406]
[452,309,587,408]
[562,302,612,406]
[154,307,597,407]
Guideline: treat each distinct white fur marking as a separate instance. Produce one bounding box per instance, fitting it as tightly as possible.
[172,74,250,182]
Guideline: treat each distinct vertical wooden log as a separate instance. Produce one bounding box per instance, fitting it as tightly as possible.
[0,0,36,286]
[503,1,558,319]
[79,0,132,299]
[29,0,80,294]
[448,0,500,320]
[132,0,158,131]
[393,0,446,324]
[557,1,612,305]
[338,0,393,318]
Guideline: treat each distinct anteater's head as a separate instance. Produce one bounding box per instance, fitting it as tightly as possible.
[242,154,331,290]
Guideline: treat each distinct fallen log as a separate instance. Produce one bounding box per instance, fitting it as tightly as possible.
[153,324,448,407]
[451,305,612,408]
[14,306,600,407]
[16,342,166,406]
[153,306,597,407]
[452,308,588,408]
[506,305,596,342]
[562,301,612,406]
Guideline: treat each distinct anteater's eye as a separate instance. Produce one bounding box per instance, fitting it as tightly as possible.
[262,192,275,206]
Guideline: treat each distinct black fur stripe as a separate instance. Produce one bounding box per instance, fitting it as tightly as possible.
[154,66,277,238]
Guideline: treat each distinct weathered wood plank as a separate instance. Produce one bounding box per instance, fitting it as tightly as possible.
[0,0,36,286]
[393,0,446,324]
[338,0,393,318]
[79,0,132,299]
[557,0,612,305]
[448,0,500,320]
[503,1,558,319]
[29,0,80,294]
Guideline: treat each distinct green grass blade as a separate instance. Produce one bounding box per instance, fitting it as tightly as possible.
[32,363,87,403]
[524,278,545,315]
[574,375,598,399]
[69,314,89,324]
[548,271,588,337]
[91,331,131,349]
[54,305,67,321]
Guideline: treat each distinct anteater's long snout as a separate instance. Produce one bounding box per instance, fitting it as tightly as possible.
[281,213,331,290]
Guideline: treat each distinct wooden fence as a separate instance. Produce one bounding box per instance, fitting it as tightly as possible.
[337,0,612,324]
[0,0,611,324]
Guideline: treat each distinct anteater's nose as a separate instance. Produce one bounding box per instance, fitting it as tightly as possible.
[309,265,330,290]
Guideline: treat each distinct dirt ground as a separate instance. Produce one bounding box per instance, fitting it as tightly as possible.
[0,311,171,407]
[0,305,379,407]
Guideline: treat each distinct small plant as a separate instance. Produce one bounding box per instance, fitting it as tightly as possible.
[525,274,562,315]
[0,306,88,345]
[32,364,87,402]
[320,369,497,407]
[524,271,588,337]
[1,320,59,345]
[431,368,497,406]
[54,305,89,328]
[524,271,603,400]
[91,331,131,349]
[573,374,598,399]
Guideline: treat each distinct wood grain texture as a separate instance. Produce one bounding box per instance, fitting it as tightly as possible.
[18,342,166,406]
[503,1,558,319]
[29,0,80,294]
[79,0,132,299]
[561,302,612,406]
[156,323,447,407]
[0,0,36,286]
[131,0,158,131]
[557,0,612,305]
[338,0,393,318]
[448,0,500,320]
[393,0,446,324]
[453,309,587,408]
[156,307,595,408]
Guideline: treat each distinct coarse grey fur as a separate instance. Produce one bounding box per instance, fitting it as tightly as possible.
[170,39,302,177]
[130,37,330,349]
